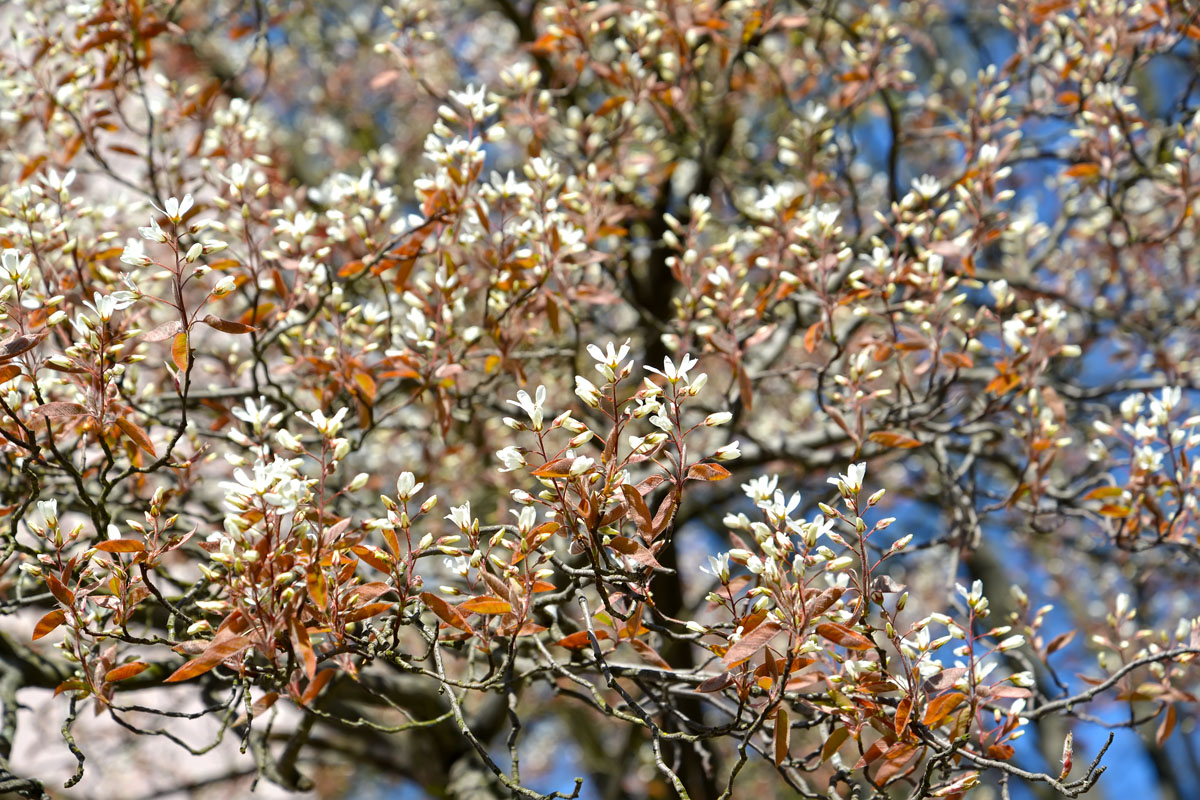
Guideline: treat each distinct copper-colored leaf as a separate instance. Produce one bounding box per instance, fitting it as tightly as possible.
[629,638,671,670]
[458,596,514,615]
[202,314,254,334]
[419,591,474,633]
[696,672,735,693]
[895,696,912,735]
[922,691,966,727]
[300,669,337,706]
[164,634,252,682]
[45,574,75,606]
[1157,704,1177,747]
[609,536,663,569]
[171,331,189,371]
[138,320,182,342]
[531,457,575,478]
[868,431,922,449]
[821,727,850,762]
[620,484,653,538]
[816,622,874,650]
[686,462,731,481]
[722,621,782,668]
[105,662,149,682]
[774,707,790,766]
[555,629,608,650]
[342,602,393,623]
[95,539,145,553]
[115,418,156,456]
[853,737,892,770]
[0,364,23,384]
[0,333,44,361]
[33,609,66,640]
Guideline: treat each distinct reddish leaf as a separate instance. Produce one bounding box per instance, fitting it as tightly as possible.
[138,320,182,342]
[722,621,782,668]
[44,574,75,606]
[95,539,145,553]
[922,692,966,727]
[301,669,336,706]
[1045,629,1077,655]
[868,431,922,449]
[853,737,893,770]
[686,462,731,481]
[164,634,252,682]
[609,536,663,569]
[0,364,23,384]
[342,602,393,623]
[33,609,66,640]
[620,484,653,539]
[821,727,850,762]
[556,629,609,650]
[629,638,671,670]
[115,418,156,456]
[202,314,254,334]
[816,622,874,650]
[105,662,149,682]
[531,457,574,478]
[774,707,790,766]
[420,592,474,633]
[458,596,514,615]
[696,672,735,693]
[1157,704,1177,747]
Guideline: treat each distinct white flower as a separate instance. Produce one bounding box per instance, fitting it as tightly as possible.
[507,385,547,430]
[646,353,699,384]
[703,411,732,427]
[911,174,940,199]
[495,446,526,472]
[569,456,594,477]
[586,339,632,383]
[159,194,194,223]
[714,441,741,461]
[84,291,136,322]
[396,472,423,501]
[231,397,279,433]
[742,474,779,503]
[827,462,866,496]
[700,552,730,582]
[296,407,349,437]
[446,502,473,531]
[574,376,602,408]
[37,499,58,528]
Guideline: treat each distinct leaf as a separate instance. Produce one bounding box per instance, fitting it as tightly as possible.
[816,622,874,650]
[922,692,966,727]
[1082,486,1124,501]
[95,539,145,553]
[686,462,731,481]
[300,669,336,706]
[804,587,845,621]
[33,609,66,640]
[138,320,182,342]
[804,320,823,353]
[922,668,966,694]
[164,634,252,682]
[853,737,892,770]
[821,727,850,762]
[0,332,44,361]
[531,457,574,478]
[115,418,156,456]
[202,314,254,334]
[774,707,790,766]
[0,364,23,384]
[1157,704,1176,747]
[44,574,75,606]
[722,621,782,668]
[555,629,608,650]
[171,331,189,371]
[987,743,1015,760]
[875,743,919,784]
[342,602,393,623]
[458,596,514,615]
[894,696,912,735]
[629,638,671,670]
[609,536,663,569]
[696,672,735,693]
[869,431,922,449]
[419,591,474,634]
[620,484,653,539]
[105,662,149,682]
[32,402,89,419]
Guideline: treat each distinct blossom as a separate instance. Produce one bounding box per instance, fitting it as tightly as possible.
[827,462,866,496]
[574,376,602,408]
[157,194,194,223]
[586,339,631,383]
[296,407,349,437]
[446,502,473,531]
[495,446,526,472]
[507,385,547,430]
[699,552,730,582]
[396,472,423,501]
[645,353,699,385]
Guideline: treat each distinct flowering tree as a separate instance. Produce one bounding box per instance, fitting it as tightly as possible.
[2,0,1200,798]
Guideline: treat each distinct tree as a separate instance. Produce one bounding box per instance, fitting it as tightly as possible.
[1,0,1199,797]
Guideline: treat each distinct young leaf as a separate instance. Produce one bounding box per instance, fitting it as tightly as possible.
[115,417,157,456]
[33,609,67,640]
[202,314,254,334]
[774,707,790,766]
[722,621,782,668]
[815,622,874,650]
[105,662,149,682]
[171,331,189,371]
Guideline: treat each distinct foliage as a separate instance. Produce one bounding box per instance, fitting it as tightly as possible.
[1,0,1200,798]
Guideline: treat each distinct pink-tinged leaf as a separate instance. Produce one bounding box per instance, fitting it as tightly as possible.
[1045,629,1076,655]
[629,638,671,670]
[1059,731,1073,780]
[300,669,336,706]
[32,402,89,419]
[0,332,45,360]
[620,484,653,538]
[33,609,66,640]
[722,621,782,668]
[609,536,663,569]
[138,320,182,342]
[853,737,893,770]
